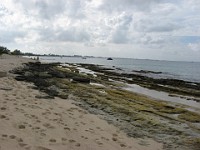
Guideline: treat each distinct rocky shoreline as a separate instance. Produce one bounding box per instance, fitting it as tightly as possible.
[12,62,200,150]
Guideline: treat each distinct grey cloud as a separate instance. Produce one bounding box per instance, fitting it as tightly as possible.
[35,0,66,19]
[137,35,165,45]
[37,28,55,42]
[14,0,86,20]
[110,14,133,44]
[99,0,162,13]
[35,26,90,43]
[135,19,181,33]
[56,28,90,42]
[146,23,180,32]
[66,0,86,19]
[0,5,11,16]
[111,29,128,44]
[0,29,25,43]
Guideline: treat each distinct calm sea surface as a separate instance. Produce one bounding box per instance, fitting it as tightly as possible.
[37,56,200,83]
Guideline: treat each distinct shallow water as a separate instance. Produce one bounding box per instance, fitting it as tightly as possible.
[33,56,200,83]
[77,67,97,77]
[124,84,200,111]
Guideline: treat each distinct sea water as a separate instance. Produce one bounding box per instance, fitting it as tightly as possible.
[37,56,200,83]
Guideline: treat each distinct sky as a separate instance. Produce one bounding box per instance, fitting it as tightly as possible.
[0,0,200,61]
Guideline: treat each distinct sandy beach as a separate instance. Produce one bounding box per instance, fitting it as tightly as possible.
[0,55,163,150]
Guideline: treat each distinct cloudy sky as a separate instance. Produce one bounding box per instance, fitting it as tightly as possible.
[0,0,200,61]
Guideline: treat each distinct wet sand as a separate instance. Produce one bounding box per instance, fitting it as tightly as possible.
[0,55,163,150]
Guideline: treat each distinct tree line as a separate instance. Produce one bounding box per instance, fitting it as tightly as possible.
[0,46,31,56]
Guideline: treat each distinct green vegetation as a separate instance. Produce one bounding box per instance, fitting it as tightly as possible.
[178,111,200,122]
[0,46,10,55]
[0,46,23,56]
[11,49,23,55]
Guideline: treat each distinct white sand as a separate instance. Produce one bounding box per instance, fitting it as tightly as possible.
[0,55,163,150]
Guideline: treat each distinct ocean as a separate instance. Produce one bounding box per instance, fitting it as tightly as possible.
[35,56,200,83]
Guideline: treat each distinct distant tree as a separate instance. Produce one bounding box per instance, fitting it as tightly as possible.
[24,52,35,56]
[11,49,23,55]
[0,46,10,55]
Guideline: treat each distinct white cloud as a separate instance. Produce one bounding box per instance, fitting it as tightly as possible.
[188,43,200,52]
[0,0,200,61]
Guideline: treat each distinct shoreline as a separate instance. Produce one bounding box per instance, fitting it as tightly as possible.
[0,56,163,149]
[11,60,200,149]
[36,55,200,83]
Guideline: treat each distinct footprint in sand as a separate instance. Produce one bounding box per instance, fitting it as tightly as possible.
[85,128,94,133]
[2,134,8,138]
[80,121,86,125]
[64,127,71,131]
[31,114,38,119]
[0,114,6,119]
[119,143,127,147]
[112,137,118,141]
[40,132,46,137]
[138,140,150,146]
[95,139,103,145]
[18,143,28,148]
[2,134,26,147]
[111,134,128,148]
[21,103,27,106]
[75,143,81,147]
[3,100,7,103]
[43,123,55,129]
[36,120,41,123]
[81,135,88,140]
[69,139,76,143]
[101,136,109,141]
[79,115,83,118]
[61,137,67,141]
[75,122,80,127]
[16,137,23,143]
[112,133,119,141]
[18,124,26,129]
[12,93,17,96]
[49,138,56,143]
[9,135,16,139]
[62,139,80,147]
[13,102,18,105]
[0,107,7,111]
[52,118,58,122]
[54,113,59,116]
[32,126,41,130]
[35,146,52,150]
[96,126,104,131]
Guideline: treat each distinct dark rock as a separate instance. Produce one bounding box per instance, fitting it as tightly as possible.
[72,77,90,83]
[24,71,34,77]
[35,95,54,99]
[134,70,162,74]
[46,85,59,96]
[34,79,51,87]
[48,69,65,78]
[15,76,26,81]
[58,94,69,99]
[37,72,52,79]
